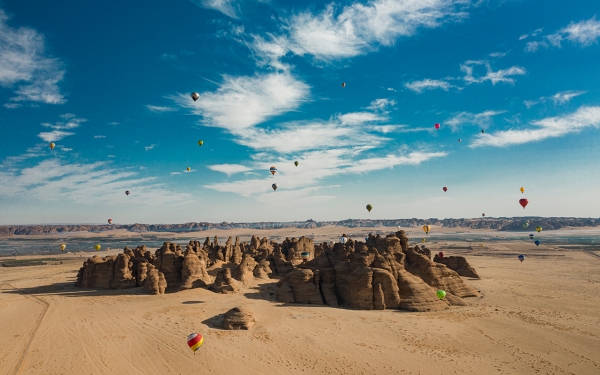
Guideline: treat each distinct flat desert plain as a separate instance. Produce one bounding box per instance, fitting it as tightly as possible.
[1,227,599,375]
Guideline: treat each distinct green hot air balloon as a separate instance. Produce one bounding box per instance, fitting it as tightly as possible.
[523,222,529,229]
[436,290,446,300]
[294,161,299,167]
[366,204,373,213]
[536,226,542,233]
[198,140,203,146]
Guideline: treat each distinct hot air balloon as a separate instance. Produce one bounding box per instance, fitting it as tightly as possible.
[438,251,444,258]
[60,244,66,251]
[536,226,542,233]
[366,204,373,213]
[191,92,200,101]
[108,219,113,224]
[520,187,525,194]
[534,240,540,247]
[340,236,348,244]
[480,244,484,247]
[94,244,101,251]
[294,161,298,167]
[519,198,529,209]
[187,167,191,172]
[365,237,369,241]
[301,251,310,261]
[434,123,440,130]
[421,238,426,243]
[341,82,346,87]
[125,191,130,195]
[443,187,448,192]
[198,140,203,146]
[187,333,204,354]
[49,142,55,150]
[436,290,446,300]
[518,254,525,262]
[481,129,485,133]
[423,225,431,235]
[272,183,278,191]
[270,166,277,175]
[529,234,534,239]
[523,222,529,229]
[458,139,462,143]
[482,213,485,217]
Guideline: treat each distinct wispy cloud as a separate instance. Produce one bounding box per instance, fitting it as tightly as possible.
[446,110,506,131]
[94,135,106,139]
[4,103,21,109]
[190,0,239,18]
[144,144,156,151]
[489,51,507,58]
[518,27,543,40]
[207,164,252,176]
[146,105,178,112]
[173,71,309,131]
[405,78,451,93]
[524,90,586,108]
[0,10,66,104]
[470,106,600,148]
[461,60,526,85]
[38,130,74,142]
[36,114,86,142]
[547,17,600,47]
[524,40,547,52]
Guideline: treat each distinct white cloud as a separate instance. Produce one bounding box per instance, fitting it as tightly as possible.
[146,105,178,112]
[61,147,72,152]
[367,98,396,111]
[207,164,252,176]
[518,34,529,40]
[38,130,74,142]
[0,10,66,104]
[344,151,447,173]
[386,87,396,92]
[190,0,239,18]
[547,17,600,47]
[173,72,309,131]
[489,52,507,58]
[170,172,182,175]
[461,60,526,85]
[109,122,119,125]
[524,40,547,52]
[470,106,600,148]
[524,90,586,108]
[405,78,451,93]
[40,115,87,130]
[524,100,539,109]
[338,112,386,125]
[107,155,116,158]
[4,103,21,109]
[94,135,106,139]
[446,110,506,131]
[145,144,156,151]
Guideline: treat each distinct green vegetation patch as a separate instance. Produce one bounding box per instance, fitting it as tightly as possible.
[1,260,47,267]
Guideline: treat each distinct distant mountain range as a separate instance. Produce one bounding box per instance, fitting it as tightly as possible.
[1,217,599,236]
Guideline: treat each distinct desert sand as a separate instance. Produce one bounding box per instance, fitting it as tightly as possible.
[1,227,599,375]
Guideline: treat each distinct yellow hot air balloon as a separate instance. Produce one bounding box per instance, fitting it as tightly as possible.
[186,167,191,172]
[421,238,426,243]
[520,187,525,194]
[49,142,55,150]
[94,244,101,251]
[423,225,431,235]
[60,244,66,251]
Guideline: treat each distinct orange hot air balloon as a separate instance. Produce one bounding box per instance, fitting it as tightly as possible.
[49,143,55,150]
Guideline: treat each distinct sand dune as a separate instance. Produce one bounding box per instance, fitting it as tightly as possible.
[1,230,599,374]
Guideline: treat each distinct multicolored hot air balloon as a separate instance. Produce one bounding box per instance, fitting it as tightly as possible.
[341,82,346,87]
[434,123,440,130]
[536,226,542,233]
[519,198,529,209]
[443,187,448,192]
[125,191,130,195]
[294,161,298,167]
[272,183,278,191]
[340,236,348,244]
[534,240,540,247]
[108,219,113,224]
[529,234,534,239]
[520,187,525,194]
[198,140,203,146]
[60,244,66,251]
[421,238,426,243]
[94,244,101,251]
[191,92,200,101]
[301,252,310,261]
[436,290,446,300]
[518,254,525,262]
[187,333,204,354]
[366,204,373,213]
[270,166,277,175]
[423,225,431,235]
[49,142,55,150]
[438,251,444,258]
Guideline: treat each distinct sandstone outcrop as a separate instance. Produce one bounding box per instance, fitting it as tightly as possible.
[144,264,167,295]
[222,306,256,330]
[434,255,480,279]
[210,268,239,294]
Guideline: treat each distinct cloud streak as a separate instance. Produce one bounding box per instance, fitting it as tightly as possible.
[446,110,506,131]
[405,79,451,93]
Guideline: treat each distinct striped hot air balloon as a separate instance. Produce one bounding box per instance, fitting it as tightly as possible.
[187,333,204,354]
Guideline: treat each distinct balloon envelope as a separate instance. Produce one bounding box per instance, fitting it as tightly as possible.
[60,244,66,251]
[422,225,431,234]
[529,234,534,239]
[519,198,529,209]
[443,187,447,192]
[294,161,298,166]
[198,140,203,146]
[301,251,310,260]
[434,123,440,130]
[49,143,55,150]
[366,204,372,212]
[108,219,113,224]
[436,290,446,300]
[523,222,529,228]
[341,82,346,87]
[270,166,277,175]
[421,238,426,242]
[481,129,485,133]
[536,226,542,233]
[520,187,525,193]
[482,213,485,217]
[340,236,348,244]
[458,139,462,142]
[272,183,278,191]
[191,92,200,101]
[518,254,525,262]
[187,333,204,353]
[94,244,101,251]
[534,240,540,247]
[186,167,191,172]
[125,191,130,195]
[438,251,444,258]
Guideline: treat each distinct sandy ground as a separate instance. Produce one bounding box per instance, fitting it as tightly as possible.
[1,230,600,375]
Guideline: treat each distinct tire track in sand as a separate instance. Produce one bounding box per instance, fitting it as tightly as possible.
[3,283,49,375]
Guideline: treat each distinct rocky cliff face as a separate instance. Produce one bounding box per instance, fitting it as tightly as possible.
[434,255,480,279]
[74,231,480,312]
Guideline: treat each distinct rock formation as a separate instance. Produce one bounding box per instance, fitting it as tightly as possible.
[210,268,239,294]
[434,255,480,279]
[222,306,256,330]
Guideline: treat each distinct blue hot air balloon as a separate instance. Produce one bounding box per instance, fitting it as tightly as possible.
[301,251,310,261]
[365,237,368,241]
[518,254,525,262]
[534,240,540,247]
[529,234,534,239]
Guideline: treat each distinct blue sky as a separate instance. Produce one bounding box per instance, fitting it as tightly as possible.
[1,0,600,224]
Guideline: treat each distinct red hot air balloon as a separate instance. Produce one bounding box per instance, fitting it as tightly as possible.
[519,198,529,209]
[108,219,113,224]
[434,123,440,130]
[443,187,448,192]
[438,251,444,258]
